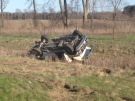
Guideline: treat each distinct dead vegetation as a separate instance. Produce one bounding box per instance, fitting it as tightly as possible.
[1,19,135,35]
[1,55,134,101]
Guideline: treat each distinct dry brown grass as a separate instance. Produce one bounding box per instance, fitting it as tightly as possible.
[86,53,135,70]
[1,19,135,35]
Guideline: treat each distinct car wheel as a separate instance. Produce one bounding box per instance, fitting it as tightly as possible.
[41,35,49,43]
[32,48,43,57]
[65,44,74,54]
[72,30,82,38]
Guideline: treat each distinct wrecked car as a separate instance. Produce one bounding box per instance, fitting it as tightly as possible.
[28,30,92,62]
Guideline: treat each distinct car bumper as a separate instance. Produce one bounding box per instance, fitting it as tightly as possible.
[73,46,92,61]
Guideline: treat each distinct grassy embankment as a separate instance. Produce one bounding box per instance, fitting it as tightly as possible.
[0,32,135,101]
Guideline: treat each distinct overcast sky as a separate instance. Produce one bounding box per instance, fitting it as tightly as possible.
[4,0,135,13]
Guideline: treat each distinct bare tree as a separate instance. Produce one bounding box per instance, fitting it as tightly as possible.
[59,0,68,28]
[98,0,108,12]
[27,0,37,27]
[107,0,123,38]
[0,0,10,28]
[89,0,97,31]
[82,0,90,26]
[75,0,79,29]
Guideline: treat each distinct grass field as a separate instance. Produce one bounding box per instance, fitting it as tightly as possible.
[0,32,135,101]
[1,19,135,35]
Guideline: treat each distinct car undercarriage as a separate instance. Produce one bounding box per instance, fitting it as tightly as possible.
[28,30,92,62]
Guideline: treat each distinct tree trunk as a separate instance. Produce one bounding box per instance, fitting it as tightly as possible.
[0,0,3,34]
[1,0,3,28]
[112,12,116,39]
[64,0,68,28]
[59,0,68,28]
[33,0,37,27]
[82,0,90,26]
[90,16,93,31]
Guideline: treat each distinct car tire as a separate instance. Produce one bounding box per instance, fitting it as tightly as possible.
[65,44,74,54]
[41,35,49,43]
[72,30,82,38]
[32,48,43,56]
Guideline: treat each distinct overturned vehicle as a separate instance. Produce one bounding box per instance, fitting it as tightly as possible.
[28,30,92,62]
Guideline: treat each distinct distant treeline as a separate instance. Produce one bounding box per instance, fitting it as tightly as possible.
[0,12,61,20]
[0,11,129,20]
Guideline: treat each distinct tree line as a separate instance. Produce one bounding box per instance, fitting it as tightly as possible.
[1,11,85,20]
[0,11,130,20]
[0,0,135,28]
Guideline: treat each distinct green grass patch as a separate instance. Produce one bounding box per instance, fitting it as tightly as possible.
[0,34,40,50]
[65,74,135,101]
[1,32,135,55]
[88,34,135,55]
[0,74,50,101]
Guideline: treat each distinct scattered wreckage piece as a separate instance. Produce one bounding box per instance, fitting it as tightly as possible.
[28,30,92,62]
